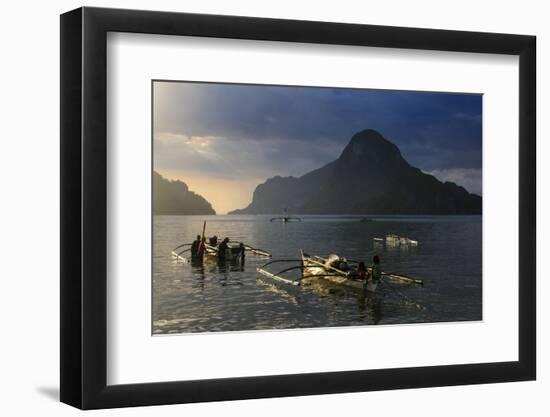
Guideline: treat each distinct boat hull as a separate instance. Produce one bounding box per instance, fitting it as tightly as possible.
[205,245,243,262]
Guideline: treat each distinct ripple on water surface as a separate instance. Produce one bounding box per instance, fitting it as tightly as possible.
[153,215,482,334]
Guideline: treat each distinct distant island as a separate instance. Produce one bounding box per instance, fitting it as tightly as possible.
[153,171,215,215]
[229,129,482,215]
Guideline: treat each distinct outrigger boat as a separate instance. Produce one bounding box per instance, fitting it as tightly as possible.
[171,221,272,263]
[270,208,301,223]
[256,249,423,292]
[374,234,418,246]
[171,240,271,263]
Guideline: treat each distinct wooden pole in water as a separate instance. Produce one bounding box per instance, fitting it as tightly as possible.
[197,221,206,258]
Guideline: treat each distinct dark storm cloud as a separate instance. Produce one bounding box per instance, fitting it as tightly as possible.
[154,81,482,193]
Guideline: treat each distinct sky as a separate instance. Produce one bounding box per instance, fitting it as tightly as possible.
[153,81,482,214]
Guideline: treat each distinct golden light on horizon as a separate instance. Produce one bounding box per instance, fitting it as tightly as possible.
[156,169,261,215]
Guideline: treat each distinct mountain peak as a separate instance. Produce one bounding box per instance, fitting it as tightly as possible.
[351,128,385,141]
[346,129,399,155]
[339,129,405,169]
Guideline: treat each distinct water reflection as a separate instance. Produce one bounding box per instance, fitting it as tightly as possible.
[356,297,382,325]
[190,261,206,291]
[153,215,481,333]
[256,278,301,305]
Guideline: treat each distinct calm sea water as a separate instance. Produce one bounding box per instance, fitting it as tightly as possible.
[153,215,482,334]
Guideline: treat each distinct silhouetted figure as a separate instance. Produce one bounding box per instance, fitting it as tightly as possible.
[357,262,367,280]
[371,255,381,283]
[239,243,246,264]
[196,237,206,260]
[218,237,230,261]
[190,235,201,260]
[339,259,350,271]
[209,235,218,247]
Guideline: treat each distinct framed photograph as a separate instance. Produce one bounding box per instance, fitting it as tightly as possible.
[60,7,536,409]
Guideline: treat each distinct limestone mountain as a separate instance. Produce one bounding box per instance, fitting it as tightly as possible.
[229,129,481,215]
[153,171,215,215]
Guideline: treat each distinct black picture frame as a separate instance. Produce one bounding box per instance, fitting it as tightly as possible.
[60,6,536,410]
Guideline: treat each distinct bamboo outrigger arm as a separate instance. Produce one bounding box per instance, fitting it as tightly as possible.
[256,266,303,286]
[256,259,304,286]
[269,216,302,222]
[381,272,423,286]
[226,241,272,257]
[258,259,303,269]
[172,242,192,252]
[243,245,272,257]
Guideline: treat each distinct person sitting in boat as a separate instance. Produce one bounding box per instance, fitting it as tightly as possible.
[339,259,350,271]
[218,237,230,260]
[325,254,350,271]
[190,235,201,259]
[325,254,339,268]
[371,255,382,282]
[209,235,218,247]
[357,262,367,280]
